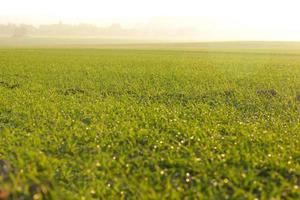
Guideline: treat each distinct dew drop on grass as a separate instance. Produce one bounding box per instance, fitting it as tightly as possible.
[33,193,42,200]
[96,162,101,167]
[90,189,96,195]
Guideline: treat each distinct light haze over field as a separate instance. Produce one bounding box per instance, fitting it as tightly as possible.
[1,0,300,41]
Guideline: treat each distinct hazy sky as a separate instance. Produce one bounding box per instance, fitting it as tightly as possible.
[1,0,300,40]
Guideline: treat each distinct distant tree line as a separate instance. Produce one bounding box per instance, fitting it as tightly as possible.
[0,22,198,39]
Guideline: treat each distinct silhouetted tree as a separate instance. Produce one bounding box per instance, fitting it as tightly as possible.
[12,27,27,38]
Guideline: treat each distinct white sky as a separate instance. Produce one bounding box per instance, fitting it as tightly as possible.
[1,0,300,40]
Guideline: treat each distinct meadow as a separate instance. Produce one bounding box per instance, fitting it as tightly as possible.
[0,44,300,199]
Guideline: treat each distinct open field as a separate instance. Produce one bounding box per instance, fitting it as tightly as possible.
[2,37,300,52]
[0,44,300,199]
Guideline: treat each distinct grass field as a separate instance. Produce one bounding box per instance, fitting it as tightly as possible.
[0,45,300,199]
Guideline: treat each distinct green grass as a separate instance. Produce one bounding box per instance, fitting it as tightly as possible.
[0,46,299,199]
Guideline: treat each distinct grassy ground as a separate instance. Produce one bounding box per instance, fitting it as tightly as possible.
[0,46,299,199]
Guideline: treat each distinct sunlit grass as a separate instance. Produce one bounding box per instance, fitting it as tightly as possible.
[0,47,299,199]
